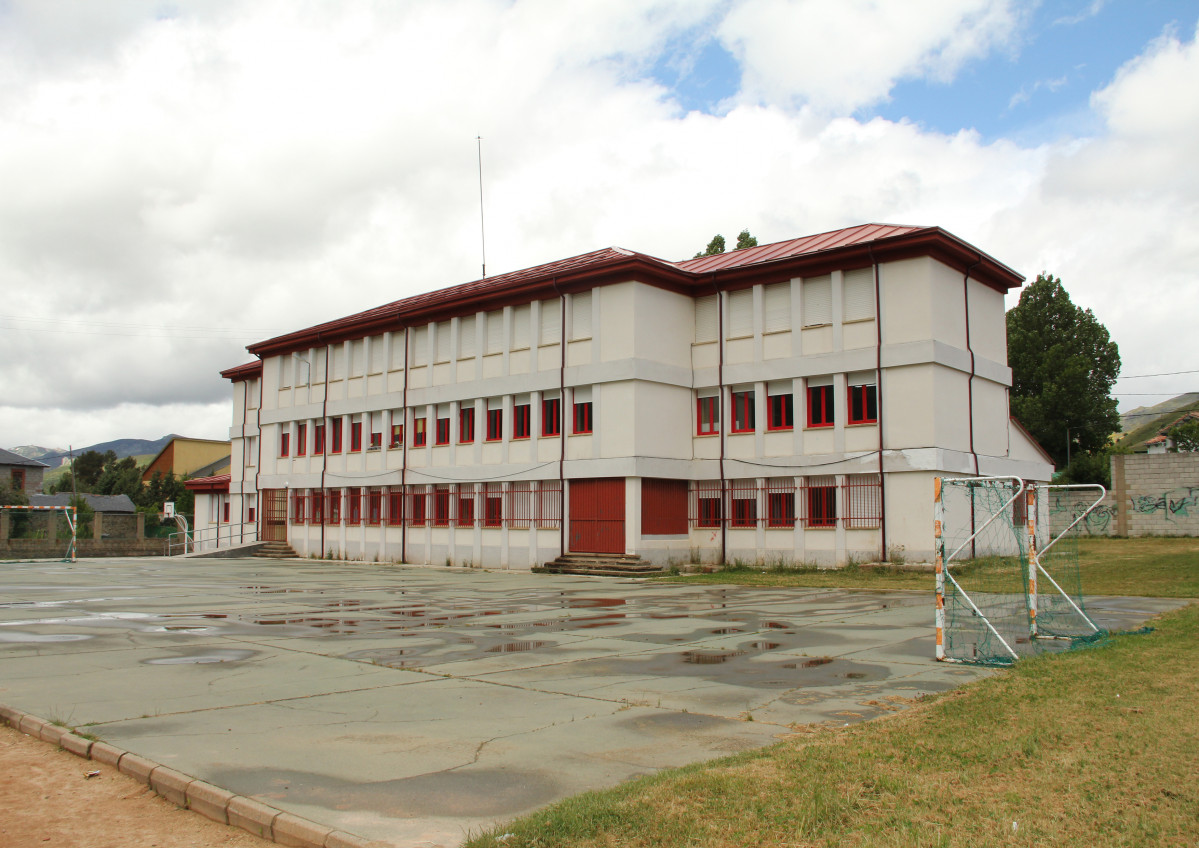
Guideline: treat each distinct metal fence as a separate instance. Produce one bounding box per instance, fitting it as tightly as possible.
[688,475,881,529]
[290,482,563,530]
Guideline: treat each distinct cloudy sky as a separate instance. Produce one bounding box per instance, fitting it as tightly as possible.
[1,0,1196,451]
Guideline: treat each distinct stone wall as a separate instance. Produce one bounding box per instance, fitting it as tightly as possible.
[0,509,165,557]
[1109,453,1199,537]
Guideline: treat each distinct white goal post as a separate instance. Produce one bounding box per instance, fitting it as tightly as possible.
[0,504,78,562]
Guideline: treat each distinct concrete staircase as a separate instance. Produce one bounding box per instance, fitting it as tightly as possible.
[253,541,301,560]
[536,552,667,578]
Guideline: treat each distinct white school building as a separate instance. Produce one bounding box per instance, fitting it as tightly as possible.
[191,223,1053,567]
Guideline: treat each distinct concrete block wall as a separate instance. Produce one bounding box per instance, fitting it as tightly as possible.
[1111,453,1199,537]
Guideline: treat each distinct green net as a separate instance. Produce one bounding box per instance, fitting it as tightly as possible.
[937,478,1104,666]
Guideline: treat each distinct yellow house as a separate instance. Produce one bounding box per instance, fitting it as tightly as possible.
[141,437,231,484]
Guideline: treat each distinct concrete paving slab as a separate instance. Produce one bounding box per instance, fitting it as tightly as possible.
[0,556,1185,847]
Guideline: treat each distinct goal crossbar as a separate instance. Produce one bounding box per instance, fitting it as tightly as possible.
[0,505,78,562]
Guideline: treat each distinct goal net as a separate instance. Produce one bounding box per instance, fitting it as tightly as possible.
[934,477,1104,666]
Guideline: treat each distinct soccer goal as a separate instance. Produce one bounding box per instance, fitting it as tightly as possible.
[933,476,1105,666]
[0,504,78,562]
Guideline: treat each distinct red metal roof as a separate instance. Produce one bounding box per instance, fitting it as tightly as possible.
[675,224,926,273]
[237,223,1024,362]
[184,473,230,493]
[220,360,263,382]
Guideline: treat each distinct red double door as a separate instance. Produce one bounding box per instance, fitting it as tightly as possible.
[569,478,625,554]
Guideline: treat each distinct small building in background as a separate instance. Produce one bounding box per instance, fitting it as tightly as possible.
[0,447,49,495]
[140,437,231,484]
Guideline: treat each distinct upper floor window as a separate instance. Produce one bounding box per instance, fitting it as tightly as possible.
[485,310,504,355]
[573,387,593,435]
[848,382,878,425]
[435,416,451,446]
[297,423,308,456]
[571,291,592,340]
[539,299,561,345]
[435,320,451,362]
[513,401,531,439]
[390,420,404,449]
[694,295,717,344]
[767,386,793,431]
[313,423,325,455]
[369,412,382,449]
[459,315,477,359]
[280,432,290,457]
[486,402,503,441]
[542,396,561,437]
[459,407,475,443]
[731,389,755,433]
[764,282,790,333]
[807,382,834,428]
[413,417,427,447]
[803,275,832,327]
[331,418,343,453]
[697,394,719,435]
[843,268,875,322]
[727,289,752,339]
[350,420,363,452]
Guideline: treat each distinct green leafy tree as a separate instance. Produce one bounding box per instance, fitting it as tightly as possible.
[735,229,758,250]
[68,450,109,490]
[1167,418,1199,452]
[0,484,29,507]
[694,234,726,258]
[1006,273,1121,468]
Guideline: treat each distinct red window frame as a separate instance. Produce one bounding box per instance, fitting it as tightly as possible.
[486,408,503,441]
[729,483,757,527]
[513,403,531,439]
[367,489,383,525]
[313,423,325,454]
[573,401,593,434]
[731,390,755,433]
[435,417,451,445]
[346,488,362,525]
[280,432,290,457]
[331,418,343,453]
[767,392,794,431]
[433,488,451,526]
[370,430,382,449]
[542,397,561,436]
[387,490,404,526]
[457,491,475,527]
[459,407,475,443]
[807,384,834,428]
[247,505,256,522]
[407,489,428,526]
[767,491,796,527]
[484,489,503,527]
[697,495,722,527]
[697,396,719,435]
[847,384,878,425]
[296,423,308,456]
[292,492,307,525]
[222,502,230,523]
[325,490,342,525]
[390,422,404,448]
[413,417,427,447]
[807,485,837,528]
[350,421,362,452]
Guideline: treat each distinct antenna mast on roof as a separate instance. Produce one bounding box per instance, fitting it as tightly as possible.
[477,135,487,279]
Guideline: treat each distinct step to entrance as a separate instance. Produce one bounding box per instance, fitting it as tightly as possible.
[536,553,667,578]
[253,541,301,560]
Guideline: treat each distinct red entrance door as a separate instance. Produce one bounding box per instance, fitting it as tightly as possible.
[260,489,288,542]
[569,478,625,554]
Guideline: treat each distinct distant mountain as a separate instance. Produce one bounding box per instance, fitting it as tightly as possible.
[1120,393,1199,433]
[9,445,68,462]
[13,435,180,468]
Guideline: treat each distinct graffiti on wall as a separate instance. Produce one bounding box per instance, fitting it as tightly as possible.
[1129,486,1199,522]
[1049,498,1116,536]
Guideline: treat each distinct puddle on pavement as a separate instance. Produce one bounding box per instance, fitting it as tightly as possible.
[746,641,782,651]
[145,649,257,665]
[710,628,743,635]
[0,632,92,643]
[486,641,547,653]
[683,649,745,664]
[566,598,627,609]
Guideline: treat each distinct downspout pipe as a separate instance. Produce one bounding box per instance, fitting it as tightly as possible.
[552,279,566,558]
[867,247,886,562]
[712,276,726,565]
[963,257,982,476]
[400,324,409,564]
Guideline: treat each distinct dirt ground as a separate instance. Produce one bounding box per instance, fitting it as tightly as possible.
[0,723,271,848]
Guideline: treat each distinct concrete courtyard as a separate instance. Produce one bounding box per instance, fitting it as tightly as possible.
[0,557,1182,846]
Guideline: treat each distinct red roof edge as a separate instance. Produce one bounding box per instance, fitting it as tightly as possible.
[184,473,230,493]
[220,360,262,382]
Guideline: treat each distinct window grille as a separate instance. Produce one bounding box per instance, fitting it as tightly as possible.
[842,474,882,528]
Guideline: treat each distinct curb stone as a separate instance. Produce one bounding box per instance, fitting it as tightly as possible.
[1,703,393,848]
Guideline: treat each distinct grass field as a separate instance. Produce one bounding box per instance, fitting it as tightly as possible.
[656,536,1199,598]
[464,537,1199,848]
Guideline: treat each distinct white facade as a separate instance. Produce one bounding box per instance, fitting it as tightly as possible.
[221,226,1052,567]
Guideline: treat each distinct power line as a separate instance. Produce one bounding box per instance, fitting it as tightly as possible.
[1118,368,1199,379]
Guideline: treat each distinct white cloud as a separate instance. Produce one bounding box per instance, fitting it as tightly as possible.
[1,2,1196,448]
[719,0,1024,114]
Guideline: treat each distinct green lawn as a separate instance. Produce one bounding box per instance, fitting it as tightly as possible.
[463,536,1199,848]
[654,536,1199,598]
[466,603,1199,848]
